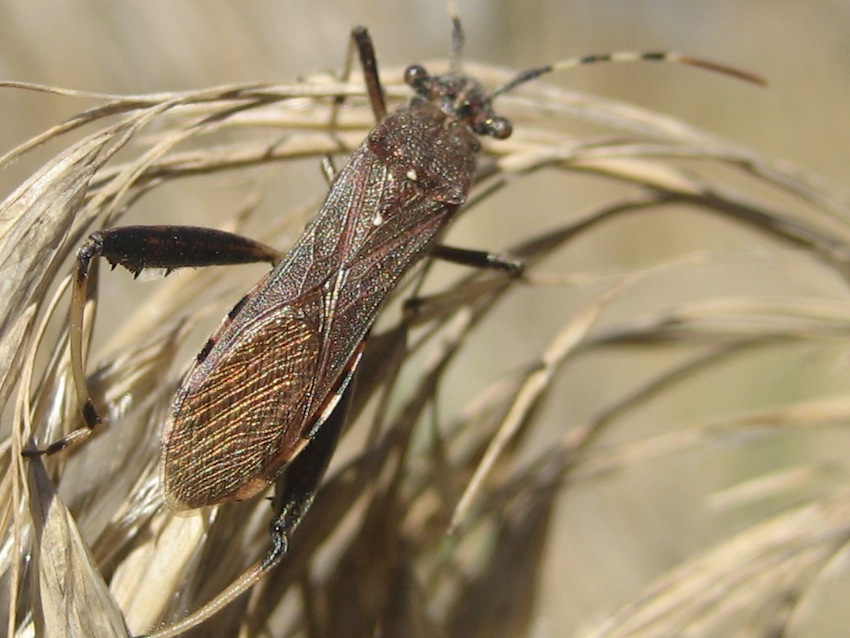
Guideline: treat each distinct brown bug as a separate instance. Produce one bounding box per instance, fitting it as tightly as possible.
[24,3,763,634]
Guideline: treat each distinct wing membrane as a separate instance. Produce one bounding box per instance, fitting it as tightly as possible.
[162,307,320,510]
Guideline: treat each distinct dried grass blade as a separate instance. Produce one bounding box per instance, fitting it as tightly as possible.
[582,492,850,637]
[26,458,129,637]
[449,281,621,532]
[0,122,137,408]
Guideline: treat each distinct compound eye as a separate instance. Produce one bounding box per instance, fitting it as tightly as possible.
[404,64,429,88]
[487,116,512,140]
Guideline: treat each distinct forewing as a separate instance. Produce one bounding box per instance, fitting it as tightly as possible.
[162,305,320,510]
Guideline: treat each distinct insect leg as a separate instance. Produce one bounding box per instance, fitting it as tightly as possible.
[430,244,525,277]
[328,25,386,132]
[327,19,361,132]
[24,225,281,457]
[351,27,386,123]
[324,27,385,184]
[263,346,360,567]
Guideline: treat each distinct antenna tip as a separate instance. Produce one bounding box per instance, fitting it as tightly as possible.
[679,56,767,86]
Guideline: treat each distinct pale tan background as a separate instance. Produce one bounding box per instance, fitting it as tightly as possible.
[3,1,849,635]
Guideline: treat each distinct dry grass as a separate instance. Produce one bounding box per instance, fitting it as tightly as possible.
[3,4,850,638]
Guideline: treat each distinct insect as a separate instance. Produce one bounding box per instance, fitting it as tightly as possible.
[24,3,762,635]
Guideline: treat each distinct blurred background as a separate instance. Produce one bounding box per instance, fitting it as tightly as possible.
[3,1,850,635]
